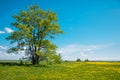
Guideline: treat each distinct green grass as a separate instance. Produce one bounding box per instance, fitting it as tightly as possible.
[0,61,120,80]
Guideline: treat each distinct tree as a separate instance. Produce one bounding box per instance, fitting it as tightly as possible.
[85,59,89,62]
[76,58,81,62]
[6,5,64,65]
[46,53,62,65]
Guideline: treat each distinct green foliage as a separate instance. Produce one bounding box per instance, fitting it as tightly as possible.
[85,59,89,62]
[46,53,62,65]
[6,5,64,64]
[7,47,18,54]
[0,62,120,80]
[19,58,23,65]
[64,60,68,62]
[76,58,81,62]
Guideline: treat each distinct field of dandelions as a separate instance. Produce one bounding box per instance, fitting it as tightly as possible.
[0,61,120,80]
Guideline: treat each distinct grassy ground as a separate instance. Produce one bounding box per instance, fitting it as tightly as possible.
[0,61,120,80]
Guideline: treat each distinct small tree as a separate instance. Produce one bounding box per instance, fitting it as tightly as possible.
[46,53,62,65]
[85,59,89,62]
[6,5,64,65]
[53,53,62,64]
[19,58,23,65]
[76,58,81,62]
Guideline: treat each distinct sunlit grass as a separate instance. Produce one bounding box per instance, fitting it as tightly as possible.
[0,61,120,80]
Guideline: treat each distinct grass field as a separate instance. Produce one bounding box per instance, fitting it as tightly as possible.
[0,61,120,80]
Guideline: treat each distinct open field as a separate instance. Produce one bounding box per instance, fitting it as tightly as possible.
[0,61,120,80]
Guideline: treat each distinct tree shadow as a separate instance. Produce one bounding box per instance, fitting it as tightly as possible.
[0,62,49,67]
[0,62,28,66]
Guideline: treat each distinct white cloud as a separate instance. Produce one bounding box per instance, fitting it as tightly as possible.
[0,31,5,34]
[57,44,108,60]
[0,45,26,60]
[0,44,113,60]
[57,44,97,54]
[80,51,88,57]
[0,27,14,34]
[0,46,8,50]
[5,27,14,33]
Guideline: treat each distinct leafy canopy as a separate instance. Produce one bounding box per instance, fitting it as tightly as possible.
[6,5,64,64]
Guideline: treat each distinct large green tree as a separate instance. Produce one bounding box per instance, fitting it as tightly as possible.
[6,5,63,64]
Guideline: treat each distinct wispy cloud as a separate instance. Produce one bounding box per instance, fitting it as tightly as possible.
[5,27,14,33]
[57,44,110,60]
[0,27,14,34]
[0,44,114,60]
[0,45,25,60]
[0,31,5,34]
[0,46,8,50]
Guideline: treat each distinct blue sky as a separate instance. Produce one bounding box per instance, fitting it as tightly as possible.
[0,0,120,60]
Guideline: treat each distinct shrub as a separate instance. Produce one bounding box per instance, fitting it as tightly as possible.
[64,60,68,62]
[46,53,62,65]
[76,58,81,62]
[19,58,23,65]
[85,59,89,62]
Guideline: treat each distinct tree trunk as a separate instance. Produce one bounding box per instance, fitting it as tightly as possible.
[32,55,39,65]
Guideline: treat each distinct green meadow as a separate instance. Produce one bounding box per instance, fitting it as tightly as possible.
[0,61,120,80]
